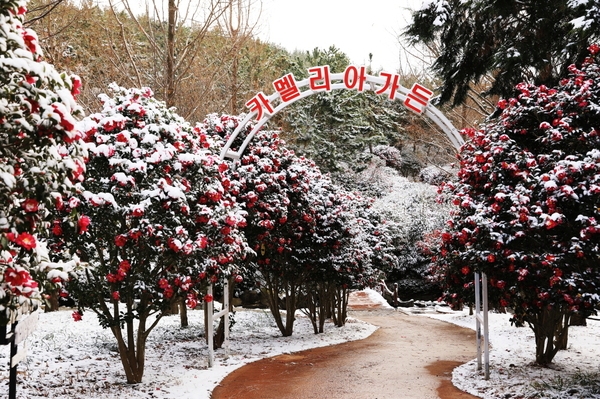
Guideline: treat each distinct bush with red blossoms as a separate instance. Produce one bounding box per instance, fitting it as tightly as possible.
[48,86,248,383]
[232,129,320,336]
[432,46,600,366]
[202,114,390,335]
[301,182,387,333]
[0,0,87,324]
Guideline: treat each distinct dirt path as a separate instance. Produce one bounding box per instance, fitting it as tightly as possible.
[211,308,480,399]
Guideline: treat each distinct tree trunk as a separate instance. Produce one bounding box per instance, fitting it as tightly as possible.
[529,307,570,366]
[283,286,296,336]
[179,296,188,328]
[555,311,571,350]
[110,313,151,384]
[166,0,177,108]
[45,290,60,312]
[332,285,349,327]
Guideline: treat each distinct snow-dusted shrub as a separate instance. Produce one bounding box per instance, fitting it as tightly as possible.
[204,115,389,335]
[49,86,248,383]
[419,164,457,185]
[432,45,600,365]
[369,173,452,299]
[0,0,87,324]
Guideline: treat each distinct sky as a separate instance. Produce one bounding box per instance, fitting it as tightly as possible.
[256,0,427,73]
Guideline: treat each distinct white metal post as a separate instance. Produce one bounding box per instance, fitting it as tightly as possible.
[223,279,230,359]
[207,284,214,367]
[482,273,490,379]
[474,272,490,380]
[207,280,230,367]
[475,272,482,371]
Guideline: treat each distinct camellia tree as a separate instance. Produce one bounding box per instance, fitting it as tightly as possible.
[205,114,390,335]
[49,86,248,383]
[432,45,600,366]
[302,185,386,333]
[0,0,87,325]
[232,129,321,336]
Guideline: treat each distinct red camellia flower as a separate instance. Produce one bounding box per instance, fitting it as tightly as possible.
[22,198,39,213]
[234,275,243,283]
[22,30,38,54]
[112,291,120,301]
[78,215,91,234]
[119,260,131,273]
[15,232,36,250]
[114,235,128,247]
[52,220,63,236]
[4,268,30,286]
[186,294,198,309]
[460,266,471,275]
[72,311,83,322]
[204,294,213,303]
[71,77,82,97]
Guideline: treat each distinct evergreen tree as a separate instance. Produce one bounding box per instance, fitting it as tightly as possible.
[0,0,87,324]
[431,46,600,365]
[282,46,406,173]
[49,86,248,383]
[405,0,600,106]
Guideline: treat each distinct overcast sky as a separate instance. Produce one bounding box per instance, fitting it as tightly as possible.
[256,0,427,73]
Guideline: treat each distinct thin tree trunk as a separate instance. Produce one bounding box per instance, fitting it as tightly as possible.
[45,290,60,312]
[180,296,188,328]
[530,307,570,365]
[166,0,177,107]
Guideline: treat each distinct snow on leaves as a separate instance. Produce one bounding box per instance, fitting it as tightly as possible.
[50,86,249,329]
[433,48,600,331]
[0,0,87,324]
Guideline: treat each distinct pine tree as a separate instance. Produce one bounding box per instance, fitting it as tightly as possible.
[405,0,600,106]
[282,46,405,173]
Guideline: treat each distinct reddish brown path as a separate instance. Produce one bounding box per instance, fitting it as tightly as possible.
[212,293,479,399]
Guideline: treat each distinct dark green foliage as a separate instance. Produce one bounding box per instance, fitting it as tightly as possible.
[405,0,600,105]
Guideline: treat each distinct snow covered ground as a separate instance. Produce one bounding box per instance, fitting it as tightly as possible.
[427,309,600,399]
[0,307,376,399]
[2,293,600,399]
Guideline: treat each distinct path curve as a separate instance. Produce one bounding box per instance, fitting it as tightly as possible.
[212,308,480,399]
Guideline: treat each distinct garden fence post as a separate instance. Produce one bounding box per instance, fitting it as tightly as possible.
[474,272,490,380]
[224,279,230,359]
[9,321,17,399]
[207,284,214,367]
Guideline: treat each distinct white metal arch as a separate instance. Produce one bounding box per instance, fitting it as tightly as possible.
[219,68,465,161]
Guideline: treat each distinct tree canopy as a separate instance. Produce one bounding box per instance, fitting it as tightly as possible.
[405,0,600,106]
[431,45,600,365]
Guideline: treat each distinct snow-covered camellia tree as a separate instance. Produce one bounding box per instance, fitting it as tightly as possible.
[302,184,386,333]
[204,114,391,335]
[0,0,87,325]
[432,45,600,366]
[49,86,248,383]
[230,129,320,336]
